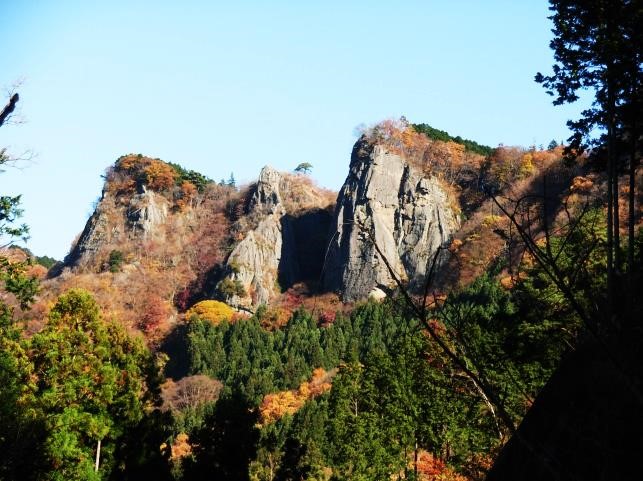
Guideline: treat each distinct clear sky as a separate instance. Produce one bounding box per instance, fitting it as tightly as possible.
[1,0,586,259]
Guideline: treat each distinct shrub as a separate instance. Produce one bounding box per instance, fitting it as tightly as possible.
[139,294,170,333]
[185,300,234,325]
[167,162,212,192]
[217,277,246,299]
[108,249,124,272]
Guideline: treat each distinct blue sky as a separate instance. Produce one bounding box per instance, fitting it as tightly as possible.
[1,1,586,259]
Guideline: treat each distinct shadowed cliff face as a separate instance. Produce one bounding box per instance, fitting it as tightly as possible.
[279,209,333,290]
[322,138,459,301]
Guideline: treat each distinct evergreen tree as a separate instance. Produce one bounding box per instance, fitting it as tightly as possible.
[227,172,236,188]
[185,391,259,481]
[535,0,642,308]
[27,289,158,480]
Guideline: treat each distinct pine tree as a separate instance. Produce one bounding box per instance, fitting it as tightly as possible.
[535,0,642,313]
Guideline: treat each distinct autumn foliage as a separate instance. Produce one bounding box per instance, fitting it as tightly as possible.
[259,367,335,424]
[138,294,171,334]
[185,300,235,325]
[413,451,470,481]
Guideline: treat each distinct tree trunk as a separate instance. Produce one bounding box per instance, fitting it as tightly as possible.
[95,439,101,472]
[628,115,637,277]
[0,93,19,128]
[414,439,418,481]
[606,65,616,314]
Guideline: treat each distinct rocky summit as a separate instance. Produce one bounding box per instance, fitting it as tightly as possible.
[323,138,459,301]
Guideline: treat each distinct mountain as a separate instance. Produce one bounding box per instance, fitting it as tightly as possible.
[45,124,483,331]
[37,120,578,342]
[9,119,626,481]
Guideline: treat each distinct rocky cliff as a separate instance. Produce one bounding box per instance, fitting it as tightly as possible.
[223,166,293,309]
[54,139,461,313]
[62,185,172,271]
[221,166,333,309]
[323,138,459,301]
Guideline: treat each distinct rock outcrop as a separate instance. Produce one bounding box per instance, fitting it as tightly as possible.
[323,138,459,301]
[224,167,294,309]
[61,186,171,271]
[57,141,458,309]
[127,187,170,236]
[222,166,332,309]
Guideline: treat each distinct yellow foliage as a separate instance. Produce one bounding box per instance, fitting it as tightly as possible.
[448,239,463,253]
[520,153,535,177]
[482,215,503,227]
[185,300,234,325]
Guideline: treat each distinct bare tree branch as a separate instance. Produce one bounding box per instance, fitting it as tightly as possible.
[0,93,19,128]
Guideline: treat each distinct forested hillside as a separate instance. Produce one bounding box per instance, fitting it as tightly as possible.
[1,2,641,471]
[3,108,629,480]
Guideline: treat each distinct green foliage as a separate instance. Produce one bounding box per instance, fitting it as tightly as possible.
[217,277,246,299]
[108,249,124,273]
[0,119,47,479]
[0,255,39,308]
[167,162,212,193]
[35,254,58,269]
[294,162,313,175]
[0,303,47,480]
[183,302,408,405]
[412,123,493,156]
[0,194,29,243]
[181,301,507,477]
[25,289,159,480]
[535,0,641,156]
[183,391,259,481]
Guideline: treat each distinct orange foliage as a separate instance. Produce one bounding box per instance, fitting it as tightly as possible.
[37,178,241,342]
[26,264,49,280]
[113,154,177,193]
[259,368,335,424]
[448,239,463,253]
[144,160,177,191]
[139,294,171,334]
[570,175,594,193]
[362,118,485,188]
[160,432,193,461]
[176,181,198,210]
[414,450,469,481]
[279,173,336,213]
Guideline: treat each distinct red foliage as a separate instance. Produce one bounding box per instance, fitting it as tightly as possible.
[139,294,170,333]
[319,310,336,326]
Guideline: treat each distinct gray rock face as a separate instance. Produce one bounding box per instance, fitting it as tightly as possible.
[62,187,170,271]
[63,192,121,270]
[127,186,169,236]
[224,166,296,309]
[247,165,283,214]
[323,139,459,301]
